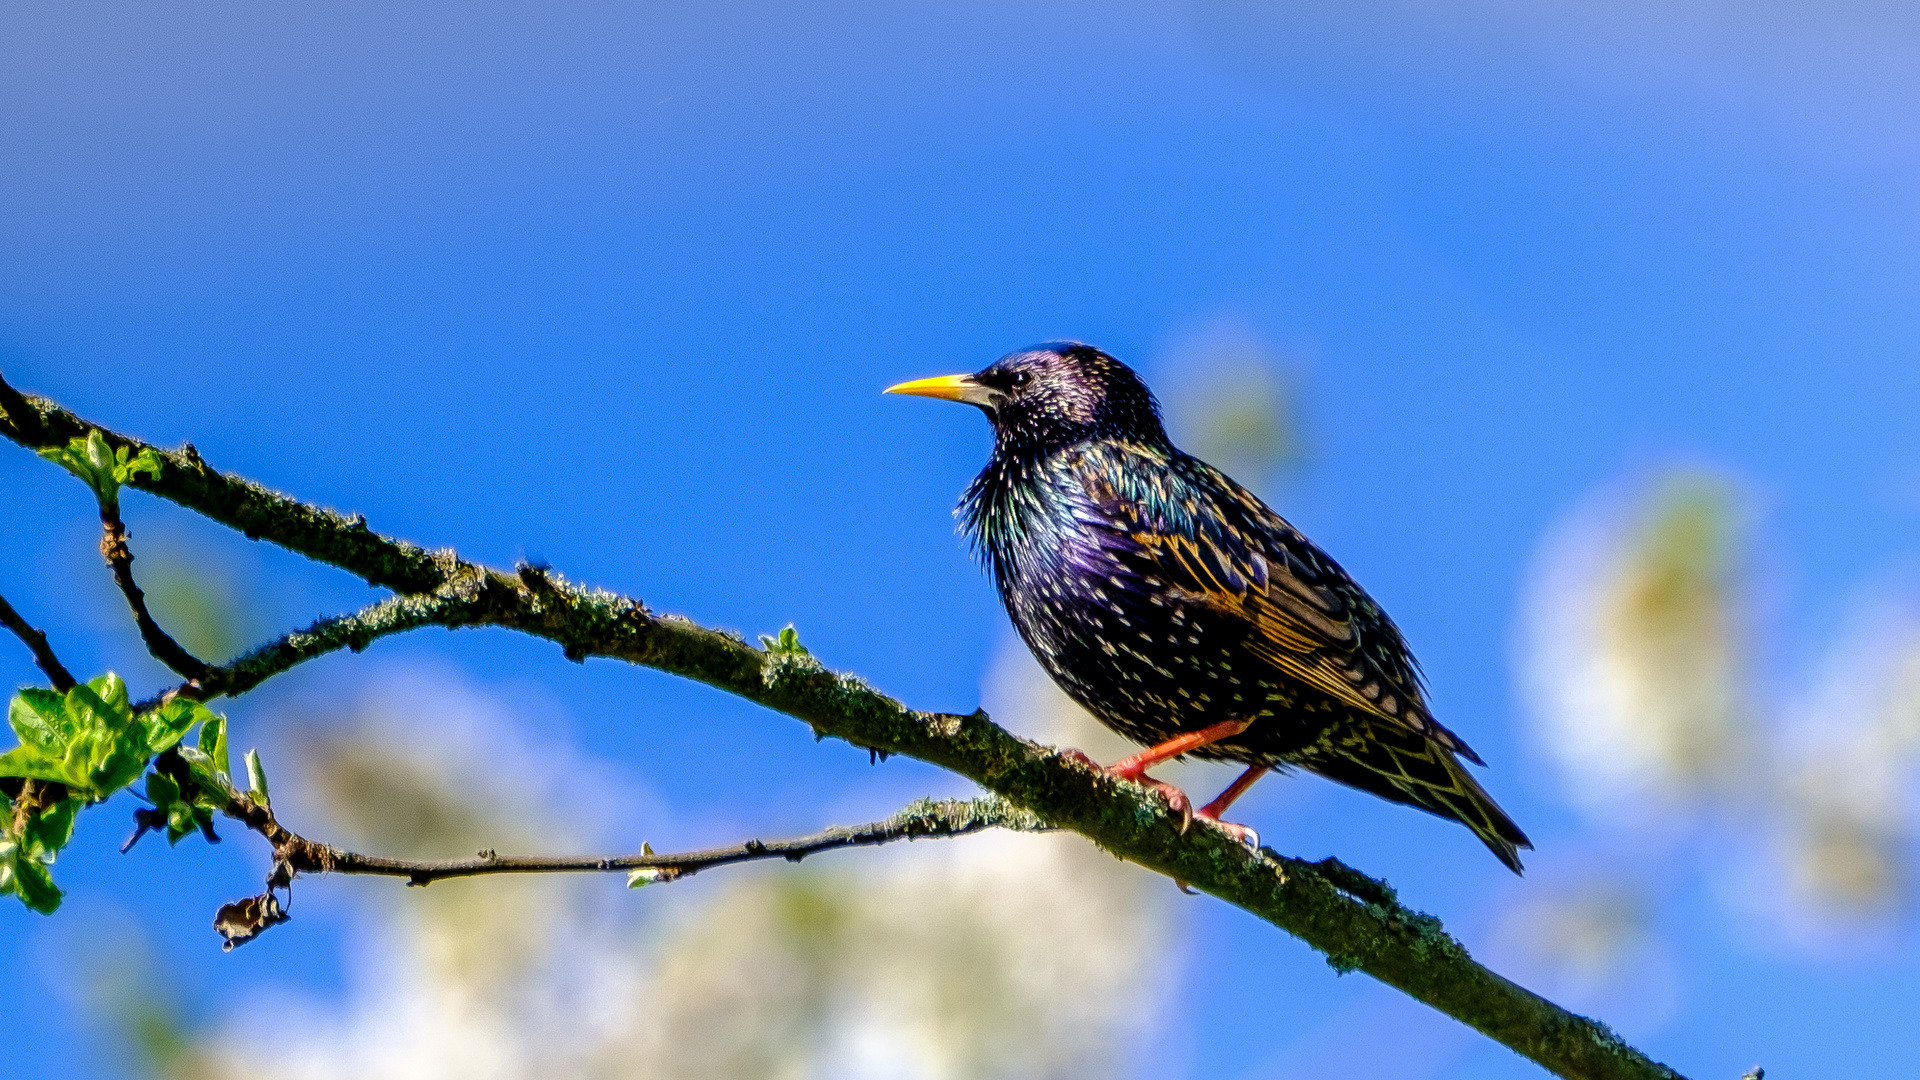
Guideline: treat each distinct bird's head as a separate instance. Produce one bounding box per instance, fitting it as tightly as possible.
[886,342,1167,454]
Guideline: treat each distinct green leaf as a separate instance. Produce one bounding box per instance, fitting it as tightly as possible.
[3,674,206,798]
[244,749,270,807]
[0,674,146,797]
[112,445,163,486]
[8,689,69,752]
[0,744,67,783]
[173,746,232,807]
[197,714,230,777]
[37,440,99,491]
[84,428,112,479]
[37,429,120,507]
[145,771,181,808]
[11,852,61,914]
[64,683,127,745]
[35,443,82,478]
[21,798,78,855]
[81,673,130,723]
[34,429,157,510]
[165,803,197,843]
[761,624,809,655]
[143,699,210,756]
[88,741,149,796]
[138,751,227,846]
[3,680,142,793]
[0,827,67,914]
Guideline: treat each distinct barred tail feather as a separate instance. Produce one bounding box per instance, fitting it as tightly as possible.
[1302,717,1534,874]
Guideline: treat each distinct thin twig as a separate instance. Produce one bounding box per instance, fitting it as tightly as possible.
[221,588,476,697]
[97,504,214,686]
[202,793,1045,946]
[139,566,595,711]
[0,591,78,692]
[300,795,1042,886]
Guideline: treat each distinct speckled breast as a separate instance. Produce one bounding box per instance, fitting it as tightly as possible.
[989,473,1328,762]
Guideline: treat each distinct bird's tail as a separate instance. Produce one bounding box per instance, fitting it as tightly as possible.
[1301,716,1533,874]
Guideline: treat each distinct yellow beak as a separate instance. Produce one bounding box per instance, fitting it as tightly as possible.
[884,374,974,401]
[884,373,1001,407]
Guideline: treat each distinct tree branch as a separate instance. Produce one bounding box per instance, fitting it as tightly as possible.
[262,793,1039,886]
[186,786,1044,946]
[216,585,484,698]
[0,591,78,692]
[130,586,467,712]
[96,501,214,686]
[0,370,1689,1080]
[311,794,1049,886]
[0,373,450,594]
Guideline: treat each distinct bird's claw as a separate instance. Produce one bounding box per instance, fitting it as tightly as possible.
[1059,748,1099,770]
[1201,817,1260,851]
[1071,750,1196,831]
[1139,777,1192,833]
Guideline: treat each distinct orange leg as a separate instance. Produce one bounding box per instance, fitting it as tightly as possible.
[1106,719,1251,779]
[1196,765,1269,848]
[1199,764,1268,819]
[1068,719,1251,833]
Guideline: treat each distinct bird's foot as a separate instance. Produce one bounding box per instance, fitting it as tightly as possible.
[1058,748,1099,770]
[1100,757,1195,831]
[1058,748,1197,831]
[1132,774,1193,833]
[1194,765,1267,851]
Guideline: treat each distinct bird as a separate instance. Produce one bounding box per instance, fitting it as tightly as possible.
[887,342,1532,873]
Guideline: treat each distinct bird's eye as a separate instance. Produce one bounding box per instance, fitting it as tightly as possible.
[1011,371,1033,389]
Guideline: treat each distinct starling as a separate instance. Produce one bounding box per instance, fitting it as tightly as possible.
[888,343,1532,872]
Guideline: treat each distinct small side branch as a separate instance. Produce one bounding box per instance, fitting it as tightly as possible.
[135,590,481,713]
[204,794,1044,946]
[97,504,213,686]
[216,588,486,697]
[145,566,585,710]
[0,591,77,692]
[310,795,1043,886]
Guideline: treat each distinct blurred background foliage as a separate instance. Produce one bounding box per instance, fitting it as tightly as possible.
[43,665,1174,1080]
[1522,462,1920,933]
[1522,469,1756,821]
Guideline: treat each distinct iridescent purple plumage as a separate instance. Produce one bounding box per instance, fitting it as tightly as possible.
[912,343,1530,872]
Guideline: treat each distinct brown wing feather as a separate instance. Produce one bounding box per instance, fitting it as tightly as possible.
[1070,446,1528,869]
[1131,522,1481,763]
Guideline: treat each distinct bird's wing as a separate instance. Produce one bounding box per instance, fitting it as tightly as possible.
[1071,445,1482,763]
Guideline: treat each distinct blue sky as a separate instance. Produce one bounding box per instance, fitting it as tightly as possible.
[4,1,1918,1076]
